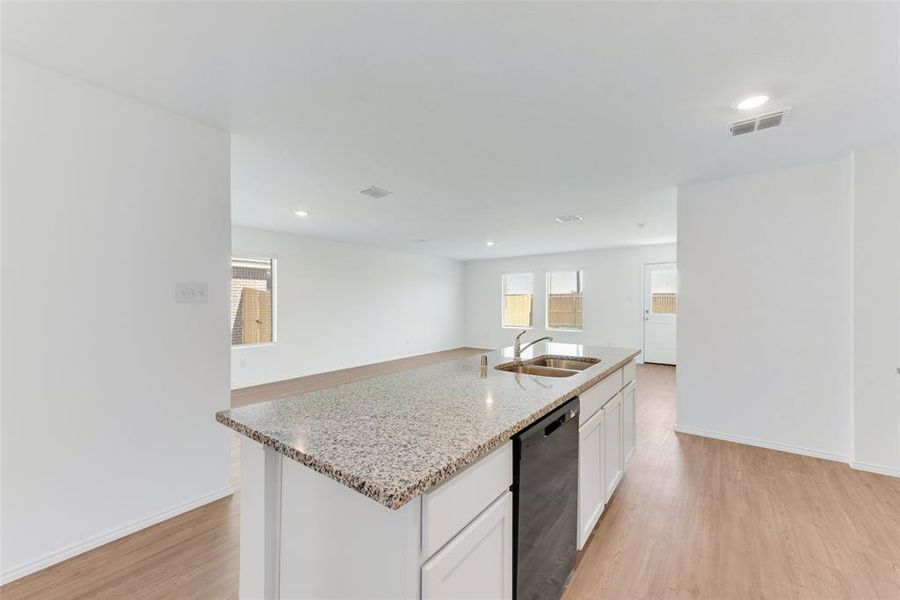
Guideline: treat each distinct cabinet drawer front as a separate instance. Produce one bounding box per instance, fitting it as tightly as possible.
[579,368,623,424]
[422,441,512,558]
[421,491,513,600]
[623,359,636,385]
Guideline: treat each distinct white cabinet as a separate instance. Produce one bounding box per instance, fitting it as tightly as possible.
[575,363,639,551]
[623,381,636,466]
[577,408,604,550]
[422,442,512,558]
[603,392,623,502]
[623,359,636,386]
[579,367,623,425]
[421,491,513,600]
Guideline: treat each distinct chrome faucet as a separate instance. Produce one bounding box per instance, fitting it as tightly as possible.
[513,330,553,362]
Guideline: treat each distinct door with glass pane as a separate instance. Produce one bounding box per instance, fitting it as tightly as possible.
[643,263,677,365]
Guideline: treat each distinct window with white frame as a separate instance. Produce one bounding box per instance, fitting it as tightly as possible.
[546,270,583,331]
[501,273,534,328]
[231,257,276,346]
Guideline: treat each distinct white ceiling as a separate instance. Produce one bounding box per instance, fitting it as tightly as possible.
[4,2,899,260]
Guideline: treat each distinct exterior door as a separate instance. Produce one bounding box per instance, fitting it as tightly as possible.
[643,262,677,365]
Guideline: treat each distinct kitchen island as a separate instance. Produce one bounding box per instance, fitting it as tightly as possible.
[217,342,639,599]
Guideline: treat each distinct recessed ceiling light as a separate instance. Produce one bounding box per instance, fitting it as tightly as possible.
[555,215,584,224]
[485,240,495,247]
[736,95,769,111]
[293,209,309,217]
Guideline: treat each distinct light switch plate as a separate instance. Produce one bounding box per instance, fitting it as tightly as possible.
[175,283,208,303]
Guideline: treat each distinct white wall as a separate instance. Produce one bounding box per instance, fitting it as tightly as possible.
[231,226,466,389]
[676,157,854,460]
[464,244,677,352]
[852,141,900,476]
[1,57,232,582]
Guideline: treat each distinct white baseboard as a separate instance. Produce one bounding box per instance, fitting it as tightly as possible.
[1,485,234,585]
[673,425,848,463]
[850,460,900,478]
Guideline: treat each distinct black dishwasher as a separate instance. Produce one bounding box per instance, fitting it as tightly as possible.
[512,397,580,600]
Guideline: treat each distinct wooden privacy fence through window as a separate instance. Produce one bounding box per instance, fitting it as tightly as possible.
[651,292,677,314]
[547,293,583,329]
[503,294,533,327]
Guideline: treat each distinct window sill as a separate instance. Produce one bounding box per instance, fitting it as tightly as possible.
[545,327,583,332]
[501,326,533,330]
[232,342,276,350]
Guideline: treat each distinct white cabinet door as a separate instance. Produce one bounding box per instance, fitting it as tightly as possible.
[623,381,636,467]
[577,409,604,550]
[422,491,513,600]
[603,393,623,502]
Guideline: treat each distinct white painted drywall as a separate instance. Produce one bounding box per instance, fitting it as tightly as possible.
[231,226,466,389]
[852,141,900,475]
[1,56,232,583]
[676,157,854,460]
[464,244,677,353]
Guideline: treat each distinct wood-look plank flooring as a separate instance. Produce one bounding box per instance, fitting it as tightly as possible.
[4,361,900,599]
[563,364,900,600]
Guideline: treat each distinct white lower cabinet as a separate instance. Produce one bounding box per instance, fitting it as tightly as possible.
[577,409,604,550]
[575,362,638,553]
[623,381,636,466]
[421,491,513,600]
[603,392,624,502]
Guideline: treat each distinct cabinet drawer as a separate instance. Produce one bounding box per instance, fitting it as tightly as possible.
[422,441,512,558]
[623,359,636,385]
[579,369,623,425]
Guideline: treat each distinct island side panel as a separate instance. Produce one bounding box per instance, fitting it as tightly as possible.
[239,440,263,599]
[278,456,421,599]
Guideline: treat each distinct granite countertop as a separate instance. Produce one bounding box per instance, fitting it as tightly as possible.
[216,342,640,510]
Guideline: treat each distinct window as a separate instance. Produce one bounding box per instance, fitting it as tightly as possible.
[502,273,534,328]
[546,270,583,330]
[649,267,677,315]
[231,257,276,346]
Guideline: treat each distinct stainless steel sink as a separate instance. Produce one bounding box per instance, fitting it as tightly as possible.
[494,355,600,378]
[496,364,579,377]
[529,358,596,371]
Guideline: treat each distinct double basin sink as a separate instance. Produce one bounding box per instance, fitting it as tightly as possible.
[495,356,599,378]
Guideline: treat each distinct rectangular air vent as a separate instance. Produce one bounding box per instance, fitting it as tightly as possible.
[730,119,757,136]
[729,108,791,137]
[555,215,584,223]
[360,186,391,198]
[756,112,784,130]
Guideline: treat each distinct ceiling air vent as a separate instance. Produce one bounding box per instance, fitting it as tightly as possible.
[729,108,791,137]
[360,186,391,198]
[555,215,584,223]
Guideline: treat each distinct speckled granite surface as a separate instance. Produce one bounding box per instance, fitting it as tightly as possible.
[216,342,639,509]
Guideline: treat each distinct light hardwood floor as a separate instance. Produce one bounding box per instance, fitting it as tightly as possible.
[563,364,900,600]
[4,361,900,599]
